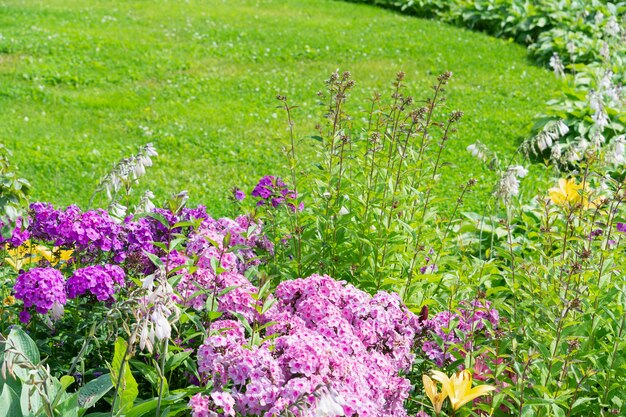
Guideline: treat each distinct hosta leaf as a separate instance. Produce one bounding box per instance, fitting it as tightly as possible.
[78,373,113,410]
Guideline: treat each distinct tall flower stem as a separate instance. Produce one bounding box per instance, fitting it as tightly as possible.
[155,338,169,417]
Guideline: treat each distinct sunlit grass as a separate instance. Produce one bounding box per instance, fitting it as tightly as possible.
[0,0,557,214]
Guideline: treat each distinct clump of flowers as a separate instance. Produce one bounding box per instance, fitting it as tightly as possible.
[66,264,126,301]
[548,178,597,210]
[193,274,422,417]
[251,176,302,211]
[424,370,495,414]
[14,267,67,323]
[421,300,499,367]
[494,165,528,201]
[28,203,125,260]
[174,216,271,317]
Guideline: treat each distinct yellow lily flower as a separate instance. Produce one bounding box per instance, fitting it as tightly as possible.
[3,295,16,306]
[548,178,596,210]
[423,373,448,415]
[4,241,73,271]
[431,369,495,411]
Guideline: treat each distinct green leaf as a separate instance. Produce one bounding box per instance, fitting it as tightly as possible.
[78,374,113,411]
[6,326,40,365]
[109,338,138,414]
[0,384,21,417]
[130,361,159,391]
[21,380,44,417]
[164,351,192,374]
[59,376,75,391]
[57,392,79,417]
[124,391,188,417]
[146,252,164,268]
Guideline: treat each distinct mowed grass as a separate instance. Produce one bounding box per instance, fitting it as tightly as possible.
[0,0,557,214]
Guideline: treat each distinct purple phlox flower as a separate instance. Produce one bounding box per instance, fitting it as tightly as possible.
[251,176,301,211]
[66,264,125,301]
[232,187,246,202]
[617,222,626,233]
[14,267,66,319]
[588,228,604,240]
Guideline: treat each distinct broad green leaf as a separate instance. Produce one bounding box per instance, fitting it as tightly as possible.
[164,351,191,374]
[56,392,78,417]
[78,374,113,411]
[0,384,21,417]
[130,360,159,391]
[6,327,40,366]
[109,338,138,414]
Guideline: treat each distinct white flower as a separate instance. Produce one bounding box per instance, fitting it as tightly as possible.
[143,143,158,157]
[551,144,562,161]
[50,301,64,321]
[555,120,569,137]
[566,147,581,163]
[549,53,564,77]
[599,70,614,92]
[595,11,604,26]
[151,306,172,341]
[593,109,610,131]
[510,165,528,178]
[536,132,553,152]
[467,142,487,161]
[139,321,155,353]
[577,137,590,153]
[109,202,127,222]
[599,42,610,60]
[338,206,349,216]
[605,135,626,165]
[315,388,345,417]
[494,165,528,201]
[136,271,179,352]
[605,16,621,37]
[589,90,602,112]
[566,41,576,55]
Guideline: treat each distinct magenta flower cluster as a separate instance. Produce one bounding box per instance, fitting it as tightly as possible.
[28,203,126,260]
[66,265,126,301]
[0,217,29,247]
[251,176,302,211]
[421,300,500,366]
[14,264,125,323]
[14,267,66,320]
[192,274,423,417]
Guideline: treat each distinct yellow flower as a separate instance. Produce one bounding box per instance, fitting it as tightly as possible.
[431,369,495,411]
[548,178,596,209]
[3,295,16,306]
[4,241,73,271]
[423,373,448,415]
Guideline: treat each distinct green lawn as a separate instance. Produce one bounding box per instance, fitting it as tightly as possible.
[0,0,557,214]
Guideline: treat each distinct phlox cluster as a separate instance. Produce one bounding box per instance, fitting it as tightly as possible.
[28,203,125,260]
[66,265,126,301]
[251,176,302,211]
[15,203,269,274]
[9,202,271,326]
[14,264,126,323]
[174,216,271,317]
[193,274,423,417]
[13,267,66,321]
[421,300,499,367]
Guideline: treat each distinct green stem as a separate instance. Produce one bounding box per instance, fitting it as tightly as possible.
[155,338,169,417]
